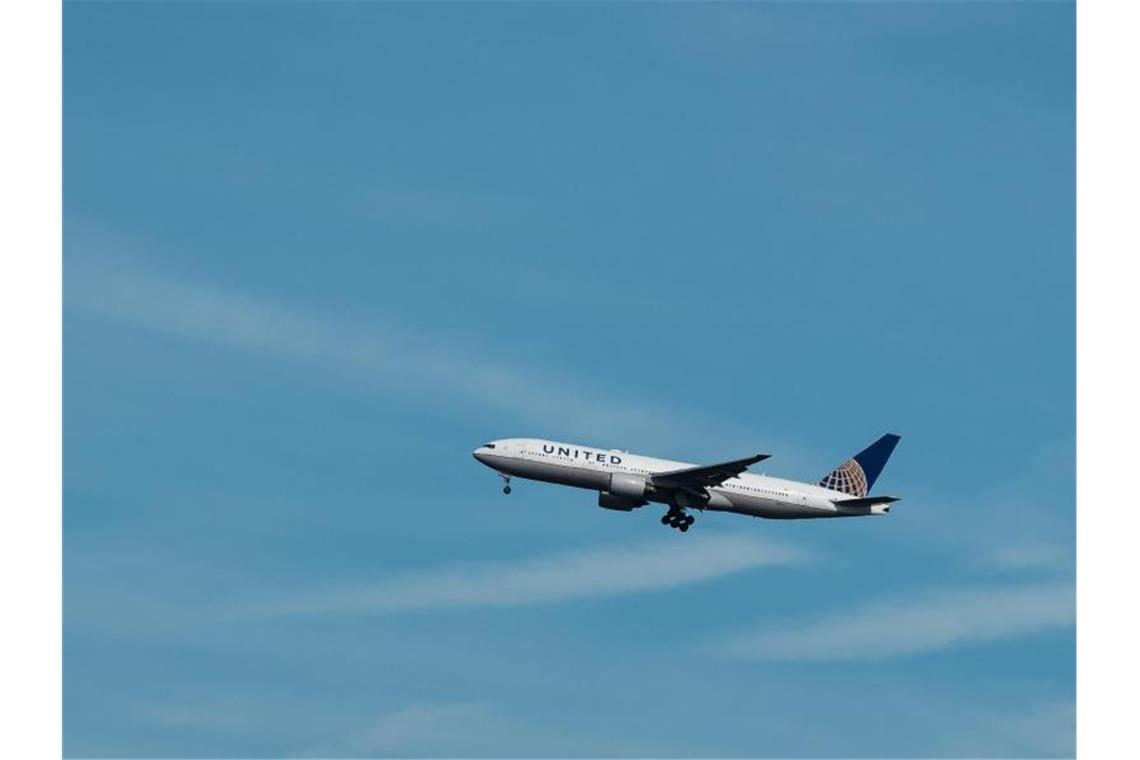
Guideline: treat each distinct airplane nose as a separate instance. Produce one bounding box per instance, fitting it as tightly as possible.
[473,450,489,465]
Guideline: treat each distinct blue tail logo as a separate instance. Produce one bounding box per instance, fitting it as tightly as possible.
[819,433,901,497]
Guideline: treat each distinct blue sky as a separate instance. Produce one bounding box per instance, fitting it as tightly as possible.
[64,2,1074,757]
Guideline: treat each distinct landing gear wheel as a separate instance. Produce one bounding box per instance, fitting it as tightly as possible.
[679,522,689,532]
[660,514,671,525]
[685,515,695,526]
[503,485,512,495]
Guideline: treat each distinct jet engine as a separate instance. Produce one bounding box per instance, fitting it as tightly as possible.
[598,491,646,511]
[608,472,648,499]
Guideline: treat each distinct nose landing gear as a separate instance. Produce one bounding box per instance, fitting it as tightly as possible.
[662,509,695,532]
[499,473,512,495]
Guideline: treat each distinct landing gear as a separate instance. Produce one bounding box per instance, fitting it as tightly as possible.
[662,509,696,532]
[499,473,512,495]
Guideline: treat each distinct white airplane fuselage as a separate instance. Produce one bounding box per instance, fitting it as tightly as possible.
[473,438,893,520]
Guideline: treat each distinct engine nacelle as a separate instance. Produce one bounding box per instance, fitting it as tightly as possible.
[598,491,646,511]
[608,472,648,499]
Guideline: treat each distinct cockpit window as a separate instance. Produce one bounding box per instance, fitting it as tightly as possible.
[483,443,496,449]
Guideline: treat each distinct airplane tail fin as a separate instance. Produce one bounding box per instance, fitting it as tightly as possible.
[818,433,901,497]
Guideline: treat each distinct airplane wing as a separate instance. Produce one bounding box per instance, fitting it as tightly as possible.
[651,453,770,490]
[830,495,900,508]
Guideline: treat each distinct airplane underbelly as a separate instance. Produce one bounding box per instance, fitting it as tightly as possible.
[716,492,839,520]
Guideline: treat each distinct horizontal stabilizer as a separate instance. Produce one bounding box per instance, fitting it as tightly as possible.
[831,495,900,508]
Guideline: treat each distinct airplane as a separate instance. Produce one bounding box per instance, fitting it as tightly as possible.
[473,434,901,531]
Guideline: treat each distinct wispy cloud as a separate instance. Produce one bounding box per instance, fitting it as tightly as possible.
[974,541,1073,573]
[240,533,808,617]
[931,699,1075,758]
[298,700,675,758]
[331,702,512,757]
[66,268,699,444]
[716,581,1074,662]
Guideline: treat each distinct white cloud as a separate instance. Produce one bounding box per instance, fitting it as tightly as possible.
[300,700,673,758]
[716,581,1074,662]
[241,533,808,617]
[975,541,1073,572]
[67,269,695,444]
[932,699,1075,758]
[337,702,530,757]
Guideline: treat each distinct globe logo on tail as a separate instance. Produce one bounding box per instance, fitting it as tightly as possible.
[819,457,869,497]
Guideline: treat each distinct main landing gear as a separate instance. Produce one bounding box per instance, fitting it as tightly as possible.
[661,509,695,532]
[499,473,512,495]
